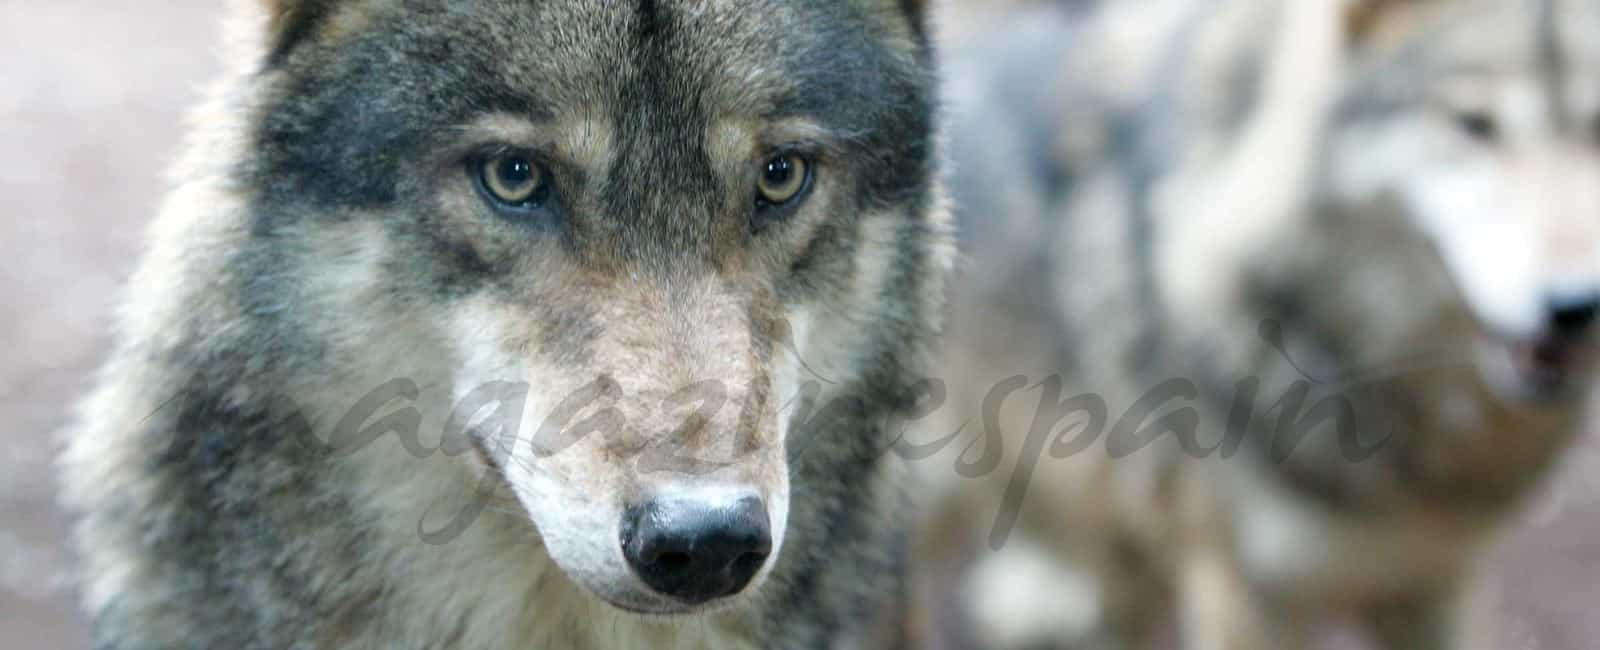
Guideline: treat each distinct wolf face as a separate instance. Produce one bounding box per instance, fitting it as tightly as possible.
[1324,0,1600,405]
[248,0,935,616]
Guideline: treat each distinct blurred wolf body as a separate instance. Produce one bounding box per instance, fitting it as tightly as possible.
[914,0,1600,648]
[57,1,952,648]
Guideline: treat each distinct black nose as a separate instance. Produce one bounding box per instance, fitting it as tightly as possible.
[621,494,772,604]
[1548,291,1600,336]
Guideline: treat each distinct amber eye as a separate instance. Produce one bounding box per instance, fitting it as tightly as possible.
[756,153,812,207]
[478,154,549,208]
[1455,111,1499,142]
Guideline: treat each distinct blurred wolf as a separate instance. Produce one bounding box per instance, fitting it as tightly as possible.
[913,0,1600,648]
[57,1,950,648]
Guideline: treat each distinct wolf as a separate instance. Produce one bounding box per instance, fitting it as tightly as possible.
[912,0,1600,648]
[57,1,951,648]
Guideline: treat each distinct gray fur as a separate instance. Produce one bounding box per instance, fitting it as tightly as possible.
[916,1,1600,648]
[58,1,951,648]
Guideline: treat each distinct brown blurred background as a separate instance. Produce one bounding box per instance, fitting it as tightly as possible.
[1,2,1596,648]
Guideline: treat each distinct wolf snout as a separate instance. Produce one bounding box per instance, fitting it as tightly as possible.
[1547,290,1600,337]
[621,492,772,605]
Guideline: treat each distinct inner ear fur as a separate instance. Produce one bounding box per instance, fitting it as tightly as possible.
[877,0,932,46]
[261,0,339,66]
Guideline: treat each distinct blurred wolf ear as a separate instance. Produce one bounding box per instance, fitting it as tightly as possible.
[1343,0,1409,44]
[887,0,932,44]
[260,0,338,65]
[897,0,929,21]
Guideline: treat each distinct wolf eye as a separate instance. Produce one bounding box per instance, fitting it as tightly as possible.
[1455,111,1499,142]
[756,153,812,208]
[476,153,550,210]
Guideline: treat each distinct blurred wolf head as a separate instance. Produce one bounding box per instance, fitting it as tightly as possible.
[920,3,1598,647]
[1316,0,1600,405]
[1155,0,1600,411]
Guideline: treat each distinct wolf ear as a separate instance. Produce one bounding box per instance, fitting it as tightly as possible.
[259,0,337,65]
[886,0,932,44]
[1343,0,1407,45]
[896,0,929,21]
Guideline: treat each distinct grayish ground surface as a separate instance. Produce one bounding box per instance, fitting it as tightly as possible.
[1,2,1595,648]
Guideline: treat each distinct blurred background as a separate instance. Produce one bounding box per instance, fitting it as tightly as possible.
[1,1,1597,648]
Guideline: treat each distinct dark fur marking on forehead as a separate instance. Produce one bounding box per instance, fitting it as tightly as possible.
[1536,0,1571,129]
[637,0,661,37]
[247,0,937,286]
[589,1,724,264]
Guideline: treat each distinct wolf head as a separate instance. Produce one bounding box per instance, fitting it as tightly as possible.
[1315,0,1600,405]
[237,0,940,615]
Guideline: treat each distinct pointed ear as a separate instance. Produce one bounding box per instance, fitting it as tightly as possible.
[260,0,338,66]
